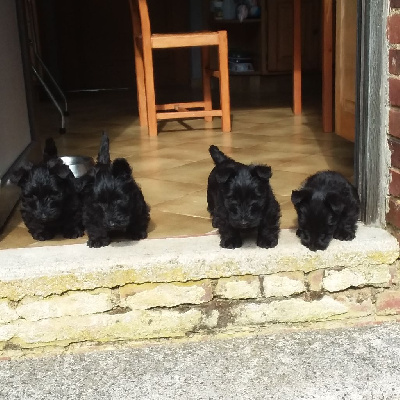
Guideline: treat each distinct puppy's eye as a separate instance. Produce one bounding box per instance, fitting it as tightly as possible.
[250,203,261,214]
[26,199,37,208]
[229,205,239,215]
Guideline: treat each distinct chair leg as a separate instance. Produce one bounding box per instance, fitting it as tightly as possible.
[134,44,149,127]
[217,31,231,133]
[142,47,158,136]
[201,47,213,122]
[129,0,148,127]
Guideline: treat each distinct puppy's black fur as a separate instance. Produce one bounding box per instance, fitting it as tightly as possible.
[79,132,150,248]
[291,170,360,251]
[11,138,84,241]
[207,145,280,249]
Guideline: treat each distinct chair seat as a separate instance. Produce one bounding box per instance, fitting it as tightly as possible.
[151,31,221,49]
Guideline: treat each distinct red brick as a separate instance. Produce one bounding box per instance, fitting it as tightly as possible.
[386,197,400,228]
[389,78,400,106]
[376,290,400,315]
[388,14,400,44]
[389,168,400,196]
[389,108,400,138]
[386,225,400,245]
[332,289,373,318]
[388,137,400,168]
[389,50,400,75]
[391,0,400,8]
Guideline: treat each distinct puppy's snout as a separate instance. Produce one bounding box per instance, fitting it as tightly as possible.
[40,213,48,221]
[240,219,250,228]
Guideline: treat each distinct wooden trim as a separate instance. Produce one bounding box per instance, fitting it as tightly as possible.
[293,0,302,115]
[355,0,388,226]
[260,0,268,75]
[322,0,333,133]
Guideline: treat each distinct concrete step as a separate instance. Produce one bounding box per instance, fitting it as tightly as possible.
[0,224,399,358]
[1,323,400,399]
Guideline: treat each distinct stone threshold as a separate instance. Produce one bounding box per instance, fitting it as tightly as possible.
[0,224,399,358]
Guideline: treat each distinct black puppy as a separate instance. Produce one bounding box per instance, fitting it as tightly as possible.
[80,132,150,248]
[207,145,280,249]
[11,138,84,241]
[291,170,360,251]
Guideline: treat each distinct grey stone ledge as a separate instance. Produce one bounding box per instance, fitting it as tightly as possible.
[0,225,399,284]
[0,224,398,286]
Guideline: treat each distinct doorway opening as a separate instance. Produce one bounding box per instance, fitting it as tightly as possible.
[0,0,388,249]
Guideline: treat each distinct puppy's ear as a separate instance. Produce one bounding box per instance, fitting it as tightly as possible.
[216,167,235,184]
[251,165,272,181]
[97,132,111,165]
[325,192,345,215]
[48,158,72,179]
[209,145,230,165]
[112,158,132,177]
[43,138,58,162]
[291,189,312,206]
[10,161,33,187]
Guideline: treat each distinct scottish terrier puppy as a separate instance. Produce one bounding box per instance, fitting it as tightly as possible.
[11,138,84,241]
[79,132,150,248]
[291,170,360,251]
[207,145,280,249]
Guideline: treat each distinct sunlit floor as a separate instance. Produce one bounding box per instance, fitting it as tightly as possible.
[0,85,354,249]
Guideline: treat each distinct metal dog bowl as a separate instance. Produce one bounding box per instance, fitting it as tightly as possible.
[60,156,94,178]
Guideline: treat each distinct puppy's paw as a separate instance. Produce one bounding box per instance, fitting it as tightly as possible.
[334,229,356,241]
[128,231,148,240]
[220,235,242,249]
[257,235,278,249]
[87,237,111,248]
[32,231,55,241]
[63,227,84,239]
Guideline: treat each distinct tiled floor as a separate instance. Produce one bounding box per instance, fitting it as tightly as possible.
[0,85,355,249]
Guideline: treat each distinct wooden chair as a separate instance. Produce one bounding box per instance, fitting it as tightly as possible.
[129,0,231,136]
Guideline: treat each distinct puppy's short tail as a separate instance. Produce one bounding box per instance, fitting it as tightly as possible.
[97,132,111,165]
[209,145,229,165]
[43,138,58,162]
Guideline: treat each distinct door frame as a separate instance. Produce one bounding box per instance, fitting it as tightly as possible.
[355,0,389,226]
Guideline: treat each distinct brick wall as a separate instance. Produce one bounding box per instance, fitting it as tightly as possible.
[387,3,400,240]
[1,265,400,359]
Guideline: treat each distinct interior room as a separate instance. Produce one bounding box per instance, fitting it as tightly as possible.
[0,0,355,250]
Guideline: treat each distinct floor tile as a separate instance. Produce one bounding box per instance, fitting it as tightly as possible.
[0,89,355,249]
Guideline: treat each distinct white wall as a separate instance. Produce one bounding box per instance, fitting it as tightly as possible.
[0,0,31,177]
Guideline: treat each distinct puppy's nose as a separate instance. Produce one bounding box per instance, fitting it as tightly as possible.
[40,213,49,221]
